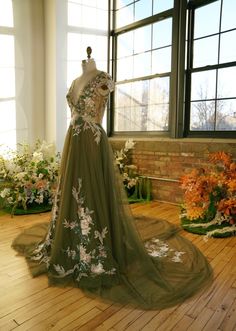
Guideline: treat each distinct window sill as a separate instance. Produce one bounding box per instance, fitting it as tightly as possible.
[109,136,236,144]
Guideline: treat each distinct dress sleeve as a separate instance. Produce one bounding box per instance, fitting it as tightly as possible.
[96,74,115,97]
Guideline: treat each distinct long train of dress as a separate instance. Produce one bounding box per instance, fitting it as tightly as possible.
[12,71,213,310]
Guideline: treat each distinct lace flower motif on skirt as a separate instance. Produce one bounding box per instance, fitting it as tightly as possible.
[53,178,116,281]
[145,238,186,263]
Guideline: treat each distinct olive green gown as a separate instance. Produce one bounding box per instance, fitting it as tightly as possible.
[12,71,213,310]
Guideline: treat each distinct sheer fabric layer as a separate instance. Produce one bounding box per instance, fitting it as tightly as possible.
[12,72,213,310]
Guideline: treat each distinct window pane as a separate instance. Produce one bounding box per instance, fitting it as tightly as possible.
[134,0,152,22]
[0,68,15,98]
[220,30,236,64]
[193,35,218,68]
[117,31,134,58]
[114,77,169,131]
[191,70,216,101]
[67,32,107,77]
[134,25,151,54]
[67,33,82,61]
[217,67,236,98]
[152,47,171,74]
[150,76,170,104]
[153,0,174,14]
[68,2,108,30]
[133,52,151,78]
[216,99,236,130]
[0,0,13,27]
[67,61,81,85]
[194,1,220,39]
[116,4,134,28]
[116,0,133,9]
[149,77,169,130]
[190,101,216,131]
[116,82,132,109]
[221,0,236,32]
[153,18,172,49]
[147,104,169,130]
[0,35,14,67]
[117,56,133,81]
[0,100,16,152]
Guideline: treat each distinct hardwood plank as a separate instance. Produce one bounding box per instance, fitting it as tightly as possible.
[203,291,236,331]
[95,305,136,330]
[187,307,215,331]
[112,308,145,330]
[0,202,235,331]
[219,298,236,331]
[173,315,195,331]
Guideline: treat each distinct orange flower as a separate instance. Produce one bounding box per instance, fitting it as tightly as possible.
[218,198,236,216]
[230,163,236,172]
[35,180,47,189]
[186,206,206,220]
[227,179,236,193]
[209,151,232,168]
[181,151,236,223]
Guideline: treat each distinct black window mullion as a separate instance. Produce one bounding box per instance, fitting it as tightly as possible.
[184,6,194,136]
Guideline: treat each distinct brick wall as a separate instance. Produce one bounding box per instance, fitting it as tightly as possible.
[110,138,236,204]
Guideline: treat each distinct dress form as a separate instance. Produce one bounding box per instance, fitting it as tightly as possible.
[70,49,101,105]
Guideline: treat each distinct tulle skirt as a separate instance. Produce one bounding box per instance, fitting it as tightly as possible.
[12,124,213,310]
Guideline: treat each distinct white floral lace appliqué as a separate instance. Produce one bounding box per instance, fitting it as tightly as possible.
[145,238,185,263]
[53,178,116,281]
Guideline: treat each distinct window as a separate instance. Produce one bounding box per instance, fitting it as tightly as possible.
[185,0,236,136]
[110,0,236,138]
[0,0,16,152]
[112,0,174,133]
[67,0,109,128]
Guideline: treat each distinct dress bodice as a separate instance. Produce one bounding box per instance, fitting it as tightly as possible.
[66,71,114,126]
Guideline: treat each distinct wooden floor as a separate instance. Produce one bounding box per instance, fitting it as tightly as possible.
[0,201,235,331]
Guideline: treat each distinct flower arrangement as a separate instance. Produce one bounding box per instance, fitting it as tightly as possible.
[180,151,236,238]
[114,139,138,190]
[114,139,151,202]
[0,140,60,215]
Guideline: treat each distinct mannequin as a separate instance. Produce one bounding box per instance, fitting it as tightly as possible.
[70,48,101,105]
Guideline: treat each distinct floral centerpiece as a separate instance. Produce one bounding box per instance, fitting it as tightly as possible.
[0,140,60,215]
[180,151,236,238]
[114,139,151,203]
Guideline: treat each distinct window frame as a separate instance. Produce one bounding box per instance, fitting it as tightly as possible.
[109,0,185,137]
[184,0,236,138]
[109,0,236,138]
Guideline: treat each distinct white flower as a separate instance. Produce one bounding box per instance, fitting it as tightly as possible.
[7,197,13,204]
[63,219,77,229]
[171,252,185,263]
[4,161,21,175]
[81,218,91,236]
[15,171,27,181]
[124,139,135,151]
[91,262,105,274]
[79,245,91,263]
[0,188,11,198]
[38,173,44,179]
[38,140,55,159]
[149,250,163,257]
[66,247,77,259]
[160,244,169,252]
[32,151,44,163]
